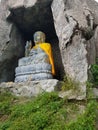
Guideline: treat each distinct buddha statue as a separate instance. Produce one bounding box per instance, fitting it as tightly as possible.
[15,31,55,82]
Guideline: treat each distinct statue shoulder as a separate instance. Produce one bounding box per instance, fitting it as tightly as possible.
[32,43,51,50]
[41,43,51,47]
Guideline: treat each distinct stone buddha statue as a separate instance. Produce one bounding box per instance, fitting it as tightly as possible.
[15,31,55,82]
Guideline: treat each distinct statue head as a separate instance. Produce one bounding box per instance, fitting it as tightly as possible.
[33,31,46,44]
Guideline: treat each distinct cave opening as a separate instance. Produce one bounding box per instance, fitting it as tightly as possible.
[7,1,64,81]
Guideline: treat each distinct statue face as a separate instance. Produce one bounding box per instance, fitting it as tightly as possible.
[34,31,46,44]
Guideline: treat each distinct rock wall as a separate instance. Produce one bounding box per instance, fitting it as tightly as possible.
[52,0,98,84]
[0,0,25,82]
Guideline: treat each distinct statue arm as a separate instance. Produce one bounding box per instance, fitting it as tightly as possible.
[25,41,32,57]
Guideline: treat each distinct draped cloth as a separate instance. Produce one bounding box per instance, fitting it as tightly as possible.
[33,43,55,75]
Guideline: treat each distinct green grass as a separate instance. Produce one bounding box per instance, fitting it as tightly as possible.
[0,91,97,130]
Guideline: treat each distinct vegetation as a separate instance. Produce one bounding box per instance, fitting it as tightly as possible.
[0,91,97,130]
[90,64,98,87]
[61,75,80,91]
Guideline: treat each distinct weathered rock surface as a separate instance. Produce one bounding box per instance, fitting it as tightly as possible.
[92,88,98,98]
[0,79,60,97]
[52,0,98,98]
[0,0,25,82]
[59,89,86,100]
[0,80,86,100]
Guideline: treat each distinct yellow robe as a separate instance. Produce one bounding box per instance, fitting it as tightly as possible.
[33,43,55,75]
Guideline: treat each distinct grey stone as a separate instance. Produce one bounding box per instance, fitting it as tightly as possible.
[0,79,60,97]
[18,57,33,66]
[15,73,53,82]
[92,88,98,98]
[51,0,97,79]
[51,0,98,99]
[94,26,98,58]
[59,87,86,100]
[15,63,52,75]
[0,0,25,82]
